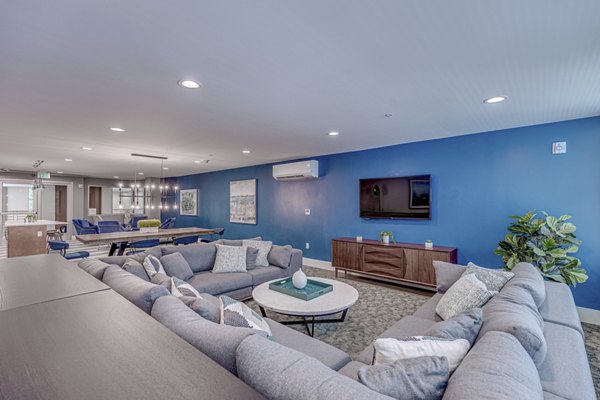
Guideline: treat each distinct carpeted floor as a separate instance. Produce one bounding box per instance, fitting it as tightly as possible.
[247,266,600,397]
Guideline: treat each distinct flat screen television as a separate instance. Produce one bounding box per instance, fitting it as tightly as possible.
[359,175,431,220]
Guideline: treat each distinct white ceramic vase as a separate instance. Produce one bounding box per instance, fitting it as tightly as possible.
[382,235,390,244]
[292,268,308,289]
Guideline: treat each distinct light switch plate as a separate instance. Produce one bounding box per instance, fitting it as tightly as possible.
[305,208,311,215]
[552,142,567,154]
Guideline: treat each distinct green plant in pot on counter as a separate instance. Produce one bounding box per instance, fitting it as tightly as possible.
[380,231,394,244]
[495,211,587,286]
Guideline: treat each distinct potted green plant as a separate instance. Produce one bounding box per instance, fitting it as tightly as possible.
[138,219,161,233]
[494,211,587,287]
[380,231,394,245]
[425,239,433,249]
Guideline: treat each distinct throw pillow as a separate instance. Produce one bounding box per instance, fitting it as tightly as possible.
[242,240,272,267]
[246,247,260,270]
[267,244,293,268]
[358,356,449,400]
[435,274,496,320]
[212,244,248,273]
[150,272,171,289]
[170,277,202,298]
[433,261,466,293]
[424,308,483,346]
[122,258,150,281]
[220,295,272,337]
[373,336,470,373]
[142,255,166,277]
[462,262,514,292]
[160,252,194,281]
[179,294,221,323]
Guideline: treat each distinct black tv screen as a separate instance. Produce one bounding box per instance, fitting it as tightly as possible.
[360,175,431,219]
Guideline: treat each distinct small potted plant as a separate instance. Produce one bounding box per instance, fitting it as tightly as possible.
[425,240,433,249]
[380,231,394,245]
[138,219,161,233]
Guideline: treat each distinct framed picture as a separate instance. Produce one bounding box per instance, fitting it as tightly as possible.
[409,179,430,209]
[179,189,198,216]
[230,179,256,224]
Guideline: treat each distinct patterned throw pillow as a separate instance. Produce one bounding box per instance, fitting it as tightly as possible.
[462,262,514,292]
[373,336,470,373]
[170,277,202,298]
[435,274,496,320]
[142,255,166,277]
[213,244,248,273]
[220,295,272,337]
[242,240,272,267]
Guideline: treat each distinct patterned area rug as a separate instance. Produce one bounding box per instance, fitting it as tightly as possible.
[247,266,600,397]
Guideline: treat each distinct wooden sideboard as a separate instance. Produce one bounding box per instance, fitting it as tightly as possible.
[331,238,457,289]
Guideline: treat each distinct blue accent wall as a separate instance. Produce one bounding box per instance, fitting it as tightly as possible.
[164,116,600,310]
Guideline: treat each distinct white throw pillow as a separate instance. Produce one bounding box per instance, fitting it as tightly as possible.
[170,277,202,298]
[213,244,248,273]
[373,336,470,372]
[435,273,496,320]
[142,255,166,277]
[220,295,272,337]
[242,240,272,267]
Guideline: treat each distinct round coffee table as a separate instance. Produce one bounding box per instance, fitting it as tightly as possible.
[252,277,359,336]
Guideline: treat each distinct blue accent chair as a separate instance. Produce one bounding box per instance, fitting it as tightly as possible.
[47,240,90,260]
[130,215,148,229]
[160,217,176,230]
[200,227,225,243]
[72,219,99,235]
[173,235,200,246]
[97,221,125,234]
[126,238,161,255]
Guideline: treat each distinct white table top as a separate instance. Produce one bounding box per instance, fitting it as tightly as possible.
[252,277,359,317]
[5,220,68,227]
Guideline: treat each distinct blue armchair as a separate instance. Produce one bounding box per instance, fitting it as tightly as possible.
[160,217,176,230]
[97,220,125,234]
[130,215,148,229]
[72,219,99,235]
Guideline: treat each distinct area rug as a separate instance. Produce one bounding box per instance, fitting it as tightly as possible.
[247,266,600,397]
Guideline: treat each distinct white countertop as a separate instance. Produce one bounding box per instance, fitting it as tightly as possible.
[5,220,68,227]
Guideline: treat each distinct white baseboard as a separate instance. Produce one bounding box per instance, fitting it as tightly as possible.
[303,257,333,271]
[578,307,600,326]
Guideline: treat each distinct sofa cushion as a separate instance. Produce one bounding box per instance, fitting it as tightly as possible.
[78,259,112,280]
[503,262,546,307]
[538,281,583,337]
[462,262,514,292]
[424,308,483,346]
[235,334,392,400]
[218,237,262,247]
[338,360,369,381]
[179,294,221,323]
[358,356,449,400]
[433,261,466,293]
[162,243,217,273]
[122,258,150,281]
[538,322,596,400]
[129,247,163,262]
[150,272,171,288]
[357,315,437,365]
[412,293,443,322]
[477,284,546,367]
[435,274,495,320]
[102,265,169,314]
[213,244,248,273]
[151,295,265,375]
[443,331,543,400]
[160,252,194,281]
[187,271,253,295]
[247,266,286,286]
[242,240,272,267]
[221,295,272,337]
[267,245,293,268]
[266,318,351,371]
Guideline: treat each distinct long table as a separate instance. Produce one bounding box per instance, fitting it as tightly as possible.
[76,227,215,256]
[0,254,264,400]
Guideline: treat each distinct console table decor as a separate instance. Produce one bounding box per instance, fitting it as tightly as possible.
[269,278,333,301]
[331,237,457,289]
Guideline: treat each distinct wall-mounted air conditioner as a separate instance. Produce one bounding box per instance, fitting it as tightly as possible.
[272,160,319,181]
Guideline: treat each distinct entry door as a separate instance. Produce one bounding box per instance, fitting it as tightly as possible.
[89,186,102,214]
[55,185,67,223]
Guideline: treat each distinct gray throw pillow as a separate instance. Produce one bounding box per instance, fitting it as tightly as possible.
[424,308,483,346]
[160,252,194,281]
[162,243,217,273]
[358,356,449,400]
[242,240,272,267]
[212,244,248,273]
[433,261,466,293]
[122,258,150,281]
[435,274,496,320]
[267,244,293,268]
[179,294,221,323]
[246,247,260,270]
[150,272,171,289]
[462,262,514,292]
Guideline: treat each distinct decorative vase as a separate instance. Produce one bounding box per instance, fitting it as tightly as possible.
[382,235,390,245]
[292,268,308,289]
[425,241,433,249]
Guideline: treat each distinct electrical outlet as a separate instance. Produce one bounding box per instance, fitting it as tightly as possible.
[305,242,310,249]
[305,208,311,216]
[37,231,43,237]
[552,142,567,154]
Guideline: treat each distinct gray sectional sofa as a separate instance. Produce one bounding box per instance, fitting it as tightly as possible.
[79,246,596,400]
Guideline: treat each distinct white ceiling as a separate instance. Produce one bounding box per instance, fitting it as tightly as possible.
[1,0,599,179]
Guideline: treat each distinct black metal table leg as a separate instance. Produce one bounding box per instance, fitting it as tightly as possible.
[259,306,267,318]
[108,243,118,256]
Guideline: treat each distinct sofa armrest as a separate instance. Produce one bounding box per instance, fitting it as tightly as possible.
[288,248,303,274]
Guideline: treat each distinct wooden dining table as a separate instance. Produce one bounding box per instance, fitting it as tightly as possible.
[76,227,215,256]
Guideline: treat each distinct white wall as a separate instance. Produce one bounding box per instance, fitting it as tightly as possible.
[39,185,56,220]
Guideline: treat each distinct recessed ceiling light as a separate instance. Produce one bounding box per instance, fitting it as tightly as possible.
[113,175,119,179]
[384,113,393,118]
[483,96,507,104]
[242,149,251,154]
[328,131,340,136]
[81,146,93,151]
[57,171,64,174]
[194,160,202,164]
[138,172,144,175]
[110,127,125,132]
[163,167,169,170]
[178,80,201,89]
[64,158,73,162]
